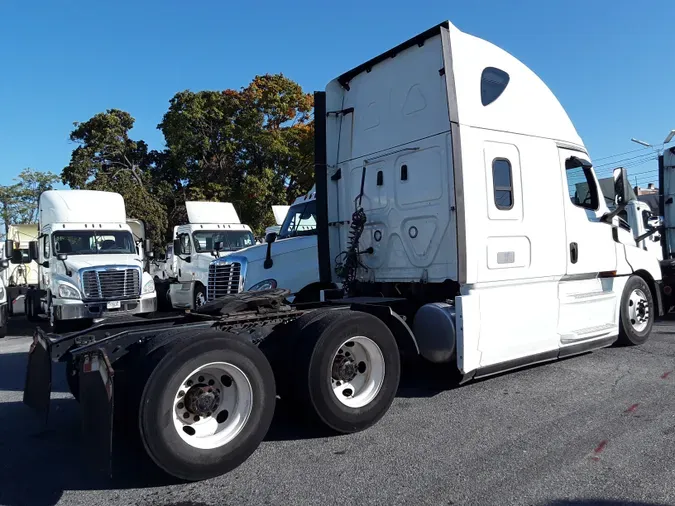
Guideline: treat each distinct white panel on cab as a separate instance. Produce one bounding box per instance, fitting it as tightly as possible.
[327,33,457,283]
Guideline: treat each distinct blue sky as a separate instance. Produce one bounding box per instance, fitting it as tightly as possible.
[1,0,673,189]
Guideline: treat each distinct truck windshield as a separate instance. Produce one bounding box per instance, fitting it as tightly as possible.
[192,230,255,253]
[278,200,317,239]
[52,231,136,255]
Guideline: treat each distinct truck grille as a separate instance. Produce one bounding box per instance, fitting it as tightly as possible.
[82,268,141,300]
[208,262,242,300]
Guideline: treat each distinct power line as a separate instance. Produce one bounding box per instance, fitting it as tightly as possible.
[592,145,653,162]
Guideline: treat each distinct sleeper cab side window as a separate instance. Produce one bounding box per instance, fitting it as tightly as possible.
[565,160,599,211]
[481,67,510,106]
[492,158,513,210]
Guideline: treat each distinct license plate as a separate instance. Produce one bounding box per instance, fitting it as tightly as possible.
[106,301,121,309]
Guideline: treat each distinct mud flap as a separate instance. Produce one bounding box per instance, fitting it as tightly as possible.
[79,350,115,478]
[23,331,52,422]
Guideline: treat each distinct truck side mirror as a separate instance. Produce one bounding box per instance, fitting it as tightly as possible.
[613,167,629,206]
[57,253,68,261]
[173,238,182,256]
[28,240,39,262]
[265,232,278,244]
[4,239,14,260]
[212,240,224,258]
[0,259,8,270]
[145,238,153,255]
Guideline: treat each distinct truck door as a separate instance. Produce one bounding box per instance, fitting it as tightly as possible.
[558,148,618,342]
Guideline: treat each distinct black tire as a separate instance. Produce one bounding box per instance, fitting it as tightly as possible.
[289,310,400,434]
[48,296,71,334]
[0,325,6,339]
[25,292,35,321]
[137,331,276,481]
[617,275,654,346]
[193,284,206,310]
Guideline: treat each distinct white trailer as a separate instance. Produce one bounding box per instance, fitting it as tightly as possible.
[25,20,662,483]
[168,201,256,310]
[22,190,157,332]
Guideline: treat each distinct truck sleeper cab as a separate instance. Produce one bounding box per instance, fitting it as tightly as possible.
[22,20,662,484]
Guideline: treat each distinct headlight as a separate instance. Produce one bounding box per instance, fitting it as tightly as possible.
[248,279,277,291]
[142,278,155,294]
[57,283,81,300]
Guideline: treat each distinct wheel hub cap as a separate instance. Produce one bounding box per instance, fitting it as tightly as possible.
[332,355,358,382]
[185,385,220,416]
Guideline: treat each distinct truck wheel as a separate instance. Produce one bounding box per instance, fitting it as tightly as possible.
[291,310,400,434]
[48,297,70,334]
[0,324,6,339]
[193,285,206,309]
[25,292,36,321]
[137,332,276,481]
[617,275,654,346]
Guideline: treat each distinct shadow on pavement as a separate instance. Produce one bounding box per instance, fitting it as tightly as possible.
[0,351,69,393]
[544,501,672,506]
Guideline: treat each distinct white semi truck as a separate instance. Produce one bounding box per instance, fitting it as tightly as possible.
[24,20,663,483]
[0,251,10,337]
[22,189,157,332]
[3,223,39,315]
[208,186,327,303]
[165,201,256,310]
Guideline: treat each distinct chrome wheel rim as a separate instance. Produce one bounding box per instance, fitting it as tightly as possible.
[330,336,385,408]
[628,288,650,333]
[195,291,206,308]
[172,362,253,450]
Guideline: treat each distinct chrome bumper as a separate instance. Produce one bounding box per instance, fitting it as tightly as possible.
[54,294,157,321]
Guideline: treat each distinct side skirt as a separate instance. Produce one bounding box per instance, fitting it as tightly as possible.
[469,335,617,381]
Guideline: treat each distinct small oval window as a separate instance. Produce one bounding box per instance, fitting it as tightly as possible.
[481,67,510,106]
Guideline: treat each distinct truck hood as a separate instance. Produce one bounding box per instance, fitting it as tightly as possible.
[234,235,317,263]
[64,254,143,271]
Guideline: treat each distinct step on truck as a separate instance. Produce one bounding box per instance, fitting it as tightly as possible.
[208,186,330,304]
[21,189,158,333]
[23,20,663,482]
[159,201,256,311]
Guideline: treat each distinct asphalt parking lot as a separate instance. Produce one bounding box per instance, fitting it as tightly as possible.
[2,317,675,506]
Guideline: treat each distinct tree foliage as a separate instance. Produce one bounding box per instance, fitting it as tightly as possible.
[0,168,60,237]
[60,73,314,244]
[62,109,168,245]
[157,74,314,236]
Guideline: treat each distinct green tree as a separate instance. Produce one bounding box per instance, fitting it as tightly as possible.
[0,168,60,237]
[157,74,314,236]
[62,109,167,245]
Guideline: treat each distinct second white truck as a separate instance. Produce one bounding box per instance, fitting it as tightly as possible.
[168,201,256,309]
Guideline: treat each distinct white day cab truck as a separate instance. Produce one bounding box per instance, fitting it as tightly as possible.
[208,186,327,303]
[0,252,11,337]
[2,223,39,315]
[19,189,157,333]
[159,201,256,311]
[23,21,662,483]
